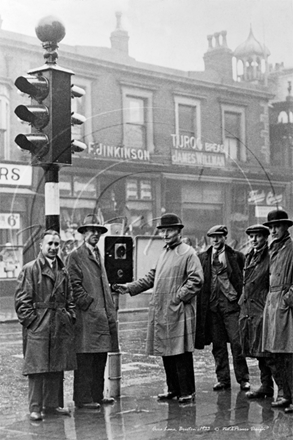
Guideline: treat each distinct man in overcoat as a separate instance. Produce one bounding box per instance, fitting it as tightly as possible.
[15,230,76,421]
[239,224,283,399]
[196,225,250,391]
[66,214,118,409]
[114,213,203,404]
[262,209,293,412]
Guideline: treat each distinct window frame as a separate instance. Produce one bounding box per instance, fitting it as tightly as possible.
[221,104,246,162]
[174,96,201,145]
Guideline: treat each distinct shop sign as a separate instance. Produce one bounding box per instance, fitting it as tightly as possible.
[171,135,226,167]
[87,143,150,162]
[0,213,20,229]
[0,164,32,186]
[248,189,283,206]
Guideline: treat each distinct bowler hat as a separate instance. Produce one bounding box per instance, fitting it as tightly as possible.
[263,209,293,227]
[246,224,270,236]
[77,214,108,234]
[207,225,228,237]
[157,213,184,230]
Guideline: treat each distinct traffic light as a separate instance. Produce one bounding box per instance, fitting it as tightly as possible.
[14,67,72,167]
[104,236,133,285]
[71,84,87,154]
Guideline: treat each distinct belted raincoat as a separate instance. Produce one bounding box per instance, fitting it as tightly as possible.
[15,253,76,375]
[126,241,203,356]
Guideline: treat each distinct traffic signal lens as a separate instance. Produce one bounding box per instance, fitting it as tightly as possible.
[15,75,49,102]
[15,133,49,155]
[15,105,49,129]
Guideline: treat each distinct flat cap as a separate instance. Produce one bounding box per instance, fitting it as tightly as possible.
[207,225,228,237]
[245,224,270,236]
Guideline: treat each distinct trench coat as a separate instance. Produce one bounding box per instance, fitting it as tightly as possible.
[126,242,203,357]
[66,243,119,353]
[262,233,293,353]
[15,253,76,375]
[238,245,269,357]
[195,244,245,349]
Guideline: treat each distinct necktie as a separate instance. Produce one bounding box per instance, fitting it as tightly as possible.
[93,248,100,265]
[51,259,57,275]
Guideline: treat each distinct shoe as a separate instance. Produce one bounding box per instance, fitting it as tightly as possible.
[76,402,101,409]
[240,381,250,391]
[30,411,42,421]
[246,389,273,399]
[285,404,293,413]
[42,407,71,416]
[178,393,195,404]
[213,382,231,391]
[101,397,115,404]
[157,392,178,400]
[271,398,291,408]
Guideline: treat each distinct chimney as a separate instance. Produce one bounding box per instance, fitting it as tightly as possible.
[203,31,233,79]
[110,12,129,55]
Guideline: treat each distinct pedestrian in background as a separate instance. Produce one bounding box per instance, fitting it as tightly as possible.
[196,225,250,391]
[239,224,283,399]
[262,209,293,412]
[114,213,203,403]
[15,230,76,421]
[66,214,118,410]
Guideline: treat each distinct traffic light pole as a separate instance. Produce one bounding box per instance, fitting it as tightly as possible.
[44,165,60,231]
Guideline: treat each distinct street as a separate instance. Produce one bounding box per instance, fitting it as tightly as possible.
[0,314,293,439]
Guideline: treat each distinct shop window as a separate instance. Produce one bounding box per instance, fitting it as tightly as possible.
[126,179,152,201]
[59,175,73,197]
[222,104,246,162]
[121,86,154,152]
[0,214,22,279]
[0,90,9,160]
[174,96,201,148]
[73,176,96,198]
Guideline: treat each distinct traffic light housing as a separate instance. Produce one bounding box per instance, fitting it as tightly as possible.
[14,67,73,167]
[104,236,133,285]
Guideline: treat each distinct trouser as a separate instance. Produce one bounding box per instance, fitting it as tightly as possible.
[277,353,293,401]
[28,372,62,413]
[258,356,283,396]
[210,307,249,385]
[162,352,195,397]
[73,352,108,405]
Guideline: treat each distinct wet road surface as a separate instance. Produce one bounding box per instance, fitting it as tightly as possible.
[1,315,293,439]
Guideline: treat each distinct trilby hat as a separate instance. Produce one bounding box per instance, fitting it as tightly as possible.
[245,224,270,236]
[263,209,293,227]
[157,213,184,230]
[77,214,108,234]
[207,225,228,237]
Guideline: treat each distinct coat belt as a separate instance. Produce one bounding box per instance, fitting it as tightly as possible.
[33,302,66,310]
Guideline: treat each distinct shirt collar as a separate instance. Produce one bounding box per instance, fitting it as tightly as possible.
[164,239,182,251]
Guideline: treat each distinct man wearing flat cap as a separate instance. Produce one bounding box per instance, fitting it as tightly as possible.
[66,214,118,410]
[239,224,283,400]
[196,225,250,391]
[114,213,203,404]
[262,209,293,412]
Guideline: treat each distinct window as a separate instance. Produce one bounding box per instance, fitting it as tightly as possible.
[121,86,154,152]
[0,86,10,160]
[174,96,201,147]
[126,179,152,201]
[73,176,96,198]
[222,104,246,162]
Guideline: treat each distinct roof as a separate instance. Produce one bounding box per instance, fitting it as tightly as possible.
[234,26,270,59]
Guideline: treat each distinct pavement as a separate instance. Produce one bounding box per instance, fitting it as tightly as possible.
[1,315,293,439]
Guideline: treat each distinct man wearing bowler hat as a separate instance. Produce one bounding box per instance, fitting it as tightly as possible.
[114,213,203,404]
[196,225,250,391]
[66,214,119,409]
[239,224,283,399]
[262,209,293,412]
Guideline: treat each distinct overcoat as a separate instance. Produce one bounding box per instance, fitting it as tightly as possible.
[15,253,76,375]
[262,233,293,353]
[66,243,119,353]
[126,242,203,357]
[238,244,269,357]
[195,244,245,349]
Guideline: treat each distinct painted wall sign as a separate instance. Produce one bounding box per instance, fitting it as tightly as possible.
[0,164,32,186]
[0,213,20,229]
[87,143,150,161]
[171,135,226,167]
[248,189,283,206]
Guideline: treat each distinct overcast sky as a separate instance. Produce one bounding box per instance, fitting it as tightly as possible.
[1,0,293,71]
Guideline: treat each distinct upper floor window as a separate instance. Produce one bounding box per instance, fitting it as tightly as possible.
[121,86,154,152]
[0,86,10,160]
[222,104,246,162]
[174,96,201,147]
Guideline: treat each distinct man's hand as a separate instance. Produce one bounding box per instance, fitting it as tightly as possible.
[112,284,129,295]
